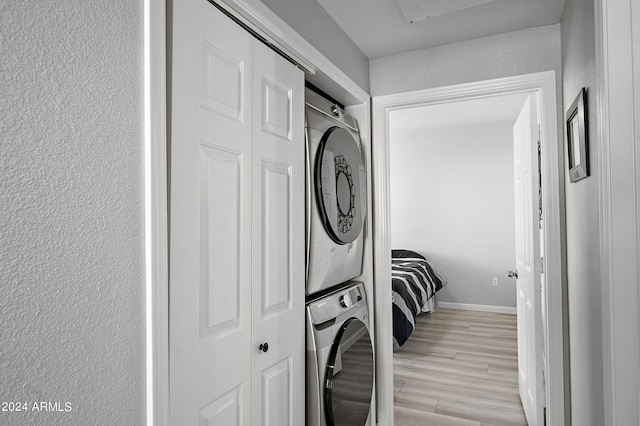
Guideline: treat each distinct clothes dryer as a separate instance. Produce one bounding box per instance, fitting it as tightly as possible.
[306,88,367,295]
[306,282,374,426]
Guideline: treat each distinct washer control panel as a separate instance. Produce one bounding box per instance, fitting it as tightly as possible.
[308,282,365,325]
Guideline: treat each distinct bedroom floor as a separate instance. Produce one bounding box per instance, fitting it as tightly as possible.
[393,308,528,426]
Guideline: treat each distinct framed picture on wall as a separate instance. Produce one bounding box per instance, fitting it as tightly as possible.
[566,87,589,182]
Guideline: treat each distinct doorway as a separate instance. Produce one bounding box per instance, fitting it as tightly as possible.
[388,91,541,425]
[372,71,568,425]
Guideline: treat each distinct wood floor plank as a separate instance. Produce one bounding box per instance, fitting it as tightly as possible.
[395,353,490,372]
[394,406,482,426]
[494,329,518,339]
[408,331,518,351]
[399,380,523,412]
[394,390,439,412]
[436,400,528,426]
[394,308,527,425]
[412,323,499,338]
[395,359,520,388]
[455,352,519,370]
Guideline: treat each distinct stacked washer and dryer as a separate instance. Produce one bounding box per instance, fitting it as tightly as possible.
[304,87,375,426]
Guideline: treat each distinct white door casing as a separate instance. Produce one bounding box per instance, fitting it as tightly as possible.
[513,94,545,426]
[372,72,565,425]
[169,0,304,424]
[595,0,640,424]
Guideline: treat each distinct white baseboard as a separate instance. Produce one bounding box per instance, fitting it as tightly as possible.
[438,302,517,315]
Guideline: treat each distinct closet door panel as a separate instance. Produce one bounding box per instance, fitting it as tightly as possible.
[199,145,243,340]
[260,357,293,425]
[251,40,305,426]
[260,160,293,316]
[170,0,253,424]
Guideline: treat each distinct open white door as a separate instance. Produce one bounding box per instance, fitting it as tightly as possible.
[512,94,545,426]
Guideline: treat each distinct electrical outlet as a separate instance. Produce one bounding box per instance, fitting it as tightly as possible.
[492,277,499,287]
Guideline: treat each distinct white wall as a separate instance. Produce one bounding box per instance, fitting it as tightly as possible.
[370,24,562,97]
[0,2,146,425]
[561,0,604,424]
[261,0,370,92]
[389,121,517,308]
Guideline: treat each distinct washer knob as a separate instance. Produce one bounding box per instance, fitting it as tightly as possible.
[331,105,341,118]
[339,294,352,308]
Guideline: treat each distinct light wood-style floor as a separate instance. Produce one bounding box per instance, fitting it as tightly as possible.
[393,308,528,426]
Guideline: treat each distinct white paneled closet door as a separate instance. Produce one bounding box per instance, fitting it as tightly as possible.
[169,0,304,424]
[251,40,304,426]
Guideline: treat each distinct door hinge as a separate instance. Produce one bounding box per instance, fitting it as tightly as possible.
[537,130,543,228]
[536,257,544,274]
[544,406,547,426]
[538,124,542,143]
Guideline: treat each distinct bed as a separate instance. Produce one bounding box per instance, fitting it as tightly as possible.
[392,249,447,351]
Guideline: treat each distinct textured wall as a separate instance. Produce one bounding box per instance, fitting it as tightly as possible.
[370,24,562,97]
[0,2,146,425]
[389,122,517,308]
[560,0,603,424]
[260,0,370,92]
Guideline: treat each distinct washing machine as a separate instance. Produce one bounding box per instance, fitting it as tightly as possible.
[306,281,375,426]
[306,87,367,296]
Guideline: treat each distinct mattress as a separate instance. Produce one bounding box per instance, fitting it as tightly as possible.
[392,249,446,350]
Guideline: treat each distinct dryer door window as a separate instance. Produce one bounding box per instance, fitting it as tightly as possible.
[324,318,374,425]
[315,126,366,244]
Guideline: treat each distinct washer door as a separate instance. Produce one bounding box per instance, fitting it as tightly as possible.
[315,126,365,244]
[325,318,374,425]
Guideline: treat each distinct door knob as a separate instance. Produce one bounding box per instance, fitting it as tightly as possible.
[259,343,269,353]
[507,270,519,279]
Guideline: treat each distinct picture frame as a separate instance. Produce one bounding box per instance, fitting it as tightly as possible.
[566,87,589,182]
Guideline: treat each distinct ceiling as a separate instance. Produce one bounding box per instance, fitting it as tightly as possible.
[316,0,566,59]
[389,92,530,134]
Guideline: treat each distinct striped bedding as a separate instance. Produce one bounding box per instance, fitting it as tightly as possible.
[392,249,446,350]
